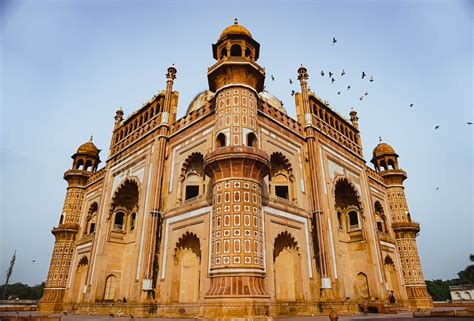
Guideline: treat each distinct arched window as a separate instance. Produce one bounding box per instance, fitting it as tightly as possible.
[85,160,93,172]
[348,211,359,228]
[380,160,388,171]
[181,153,205,202]
[216,133,226,148]
[374,201,387,233]
[85,203,98,235]
[59,214,64,225]
[220,47,227,59]
[245,48,251,58]
[76,159,84,170]
[388,159,395,170]
[334,178,363,233]
[130,213,136,231]
[337,212,344,229]
[247,132,257,147]
[270,153,294,201]
[114,212,125,230]
[230,44,242,57]
[103,275,116,301]
[109,179,140,235]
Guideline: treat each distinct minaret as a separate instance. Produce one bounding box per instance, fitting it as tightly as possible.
[297,65,331,290]
[38,139,100,312]
[204,19,270,298]
[371,139,432,308]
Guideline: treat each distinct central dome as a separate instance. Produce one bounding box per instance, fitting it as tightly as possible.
[218,18,252,40]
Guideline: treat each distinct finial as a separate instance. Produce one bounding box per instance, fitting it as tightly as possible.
[166,64,177,81]
[379,136,383,142]
[234,18,238,25]
[297,65,309,82]
[90,135,93,141]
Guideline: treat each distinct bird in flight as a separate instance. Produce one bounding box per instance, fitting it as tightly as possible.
[364,92,368,96]
[369,76,374,82]
[289,78,293,84]
[337,91,341,95]
[362,71,366,79]
[341,69,346,76]
[410,103,414,108]
[321,70,325,77]
[347,85,351,90]
[436,187,439,191]
[331,77,335,83]
[291,90,295,96]
[359,96,364,101]
[332,37,337,45]
[467,122,472,125]
[435,125,440,130]
[271,75,275,81]
[329,71,333,78]
[32,260,36,263]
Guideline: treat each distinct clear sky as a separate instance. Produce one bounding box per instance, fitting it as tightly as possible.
[1,0,472,285]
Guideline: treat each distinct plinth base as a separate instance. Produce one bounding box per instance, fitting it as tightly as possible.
[207,274,268,297]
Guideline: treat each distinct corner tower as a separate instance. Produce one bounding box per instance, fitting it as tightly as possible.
[204,20,270,300]
[38,139,100,312]
[371,139,432,309]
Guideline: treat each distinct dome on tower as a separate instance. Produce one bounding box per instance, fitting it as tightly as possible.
[372,141,397,158]
[218,18,252,40]
[77,139,100,155]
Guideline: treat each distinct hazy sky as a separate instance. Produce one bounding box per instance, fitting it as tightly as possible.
[1,0,472,285]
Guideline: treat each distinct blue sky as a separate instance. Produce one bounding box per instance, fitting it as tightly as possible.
[1,0,472,285]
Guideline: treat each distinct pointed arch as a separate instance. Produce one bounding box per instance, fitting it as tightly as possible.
[374,200,387,233]
[269,152,294,201]
[109,177,140,216]
[273,231,303,302]
[273,231,299,259]
[174,232,201,258]
[180,153,205,201]
[172,232,201,303]
[333,176,363,212]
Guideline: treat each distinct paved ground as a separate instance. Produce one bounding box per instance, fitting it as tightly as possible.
[1,311,472,321]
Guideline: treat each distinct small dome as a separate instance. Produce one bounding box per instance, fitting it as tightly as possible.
[77,139,100,155]
[259,90,287,114]
[219,18,252,41]
[186,90,214,114]
[373,141,396,158]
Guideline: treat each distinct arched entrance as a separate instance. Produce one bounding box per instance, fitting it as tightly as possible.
[355,272,370,299]
[384,256,401,299]
[172,232,201,303]
[71,256,88,303]
[273,231,302,301]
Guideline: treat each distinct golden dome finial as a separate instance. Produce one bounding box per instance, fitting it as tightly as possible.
[234,18,238,25]
[379,135,383,142]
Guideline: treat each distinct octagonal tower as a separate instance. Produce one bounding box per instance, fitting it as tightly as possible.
[371,138,432,309]
[204,19,270,299]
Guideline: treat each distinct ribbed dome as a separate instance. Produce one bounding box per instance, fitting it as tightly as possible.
[219,18,252,40]
[77,139,100,155]
[373,142,396,158]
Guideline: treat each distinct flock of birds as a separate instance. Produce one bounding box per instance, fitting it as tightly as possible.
[266,36,472,193]
[268,36,473,133]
